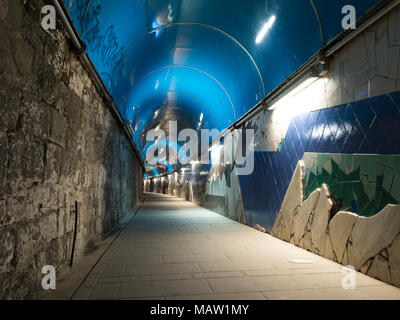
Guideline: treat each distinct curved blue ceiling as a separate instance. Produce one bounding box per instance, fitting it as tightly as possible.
[64,0,382,171]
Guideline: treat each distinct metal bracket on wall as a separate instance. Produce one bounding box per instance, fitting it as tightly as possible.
[69,201,79,267]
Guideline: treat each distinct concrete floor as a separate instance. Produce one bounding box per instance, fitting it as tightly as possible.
[72,193,400,300]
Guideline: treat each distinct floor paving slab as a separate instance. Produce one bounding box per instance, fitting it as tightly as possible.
[70,193,400,300]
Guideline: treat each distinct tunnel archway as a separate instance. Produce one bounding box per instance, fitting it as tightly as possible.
[2,0,400,301]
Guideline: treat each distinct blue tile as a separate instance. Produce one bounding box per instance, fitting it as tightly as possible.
[291,130,305,156]
[389,91,400,112]
[372,95,400,149]
[357,136,375,154]
[376,133,394,154]
[334,103,348,121]
[339,125,356,154]
[339,104,366,152]
[317,123,331,153]
[307,112,324,152]
[364,94,384,114]
[340,104,354,124]
[350,117,366,148]
[303,110,319,148]
[239,90,400,233]
[366,117,389,153]
[352,102,375,135]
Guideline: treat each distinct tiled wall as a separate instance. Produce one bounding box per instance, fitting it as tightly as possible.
[146,90,400,232]
[249,6,400,154]
[240,91,400,231]
[146,160,246,224]
[203,164,246,223]
[303,153,400,217]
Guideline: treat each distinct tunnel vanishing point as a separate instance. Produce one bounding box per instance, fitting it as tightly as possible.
[1,0,400,300]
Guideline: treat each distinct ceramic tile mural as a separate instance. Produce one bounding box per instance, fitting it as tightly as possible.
[239,90,400,231]
[303,153,400,217]
[148,91,400,232]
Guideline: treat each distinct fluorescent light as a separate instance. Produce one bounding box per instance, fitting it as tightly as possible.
[256,16,276,44]
[270,76,327,134]
[199,113,203,122]
[269,77,318,111]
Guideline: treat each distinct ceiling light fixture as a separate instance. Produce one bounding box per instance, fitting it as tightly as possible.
[256,15,276,44]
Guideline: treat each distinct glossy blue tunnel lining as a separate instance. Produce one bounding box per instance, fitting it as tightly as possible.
[64,0,384,164]
[110,23,265,125]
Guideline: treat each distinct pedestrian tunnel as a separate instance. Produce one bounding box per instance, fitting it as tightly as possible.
[1,0,400,299]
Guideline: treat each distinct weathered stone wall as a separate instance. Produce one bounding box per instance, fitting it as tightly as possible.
[0,0,143,299]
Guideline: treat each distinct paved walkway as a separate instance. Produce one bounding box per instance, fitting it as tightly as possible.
[72,193,400,300]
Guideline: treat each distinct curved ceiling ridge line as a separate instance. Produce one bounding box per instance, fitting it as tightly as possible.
[309,0,325,47]
[134,89,218,127]
[108,21,265,97]
[127,65,237,120]
[80,0,92,34]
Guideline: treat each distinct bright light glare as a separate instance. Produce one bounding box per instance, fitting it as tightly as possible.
[152,18,163,37]
[256,16,276,44]
[199,113,204,122]
[211,145,224,166]
[271,77,327,134]
[270,77,319,111]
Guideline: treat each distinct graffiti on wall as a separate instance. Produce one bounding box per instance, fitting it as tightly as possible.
[68,0,126,88]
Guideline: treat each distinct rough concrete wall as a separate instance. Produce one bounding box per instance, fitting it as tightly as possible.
[0,0,143,299]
